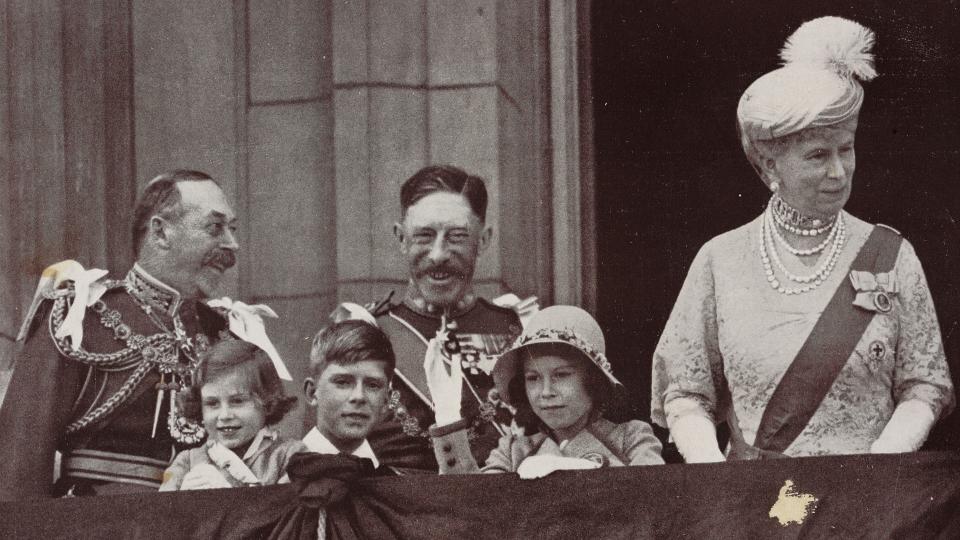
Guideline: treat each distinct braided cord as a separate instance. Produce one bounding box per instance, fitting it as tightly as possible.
[64,361,152,435]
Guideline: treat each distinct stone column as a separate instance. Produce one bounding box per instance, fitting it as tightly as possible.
[332,0,554,308]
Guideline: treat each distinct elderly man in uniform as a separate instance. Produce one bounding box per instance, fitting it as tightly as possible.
[336,165,535,472]
[0,170,283,500]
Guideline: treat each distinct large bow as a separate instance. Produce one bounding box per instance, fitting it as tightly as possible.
[849,270,898,313]
[18,260,108,347]
[207,297,291,380]
[266,453,382,540]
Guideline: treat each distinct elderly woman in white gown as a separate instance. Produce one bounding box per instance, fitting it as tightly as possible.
[651,16,954,462]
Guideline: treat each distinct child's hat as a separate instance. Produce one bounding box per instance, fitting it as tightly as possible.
[492,305,621,407]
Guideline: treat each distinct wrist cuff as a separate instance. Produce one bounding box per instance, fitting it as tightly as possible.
[429,417,471,438]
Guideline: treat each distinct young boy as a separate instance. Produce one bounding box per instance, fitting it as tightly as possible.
[302,320,395,469]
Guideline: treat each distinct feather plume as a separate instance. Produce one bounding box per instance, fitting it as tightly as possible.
[780,16,877,81]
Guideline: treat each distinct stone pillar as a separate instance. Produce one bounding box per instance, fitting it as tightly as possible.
[332,0,553,308]
[0,0,135,378]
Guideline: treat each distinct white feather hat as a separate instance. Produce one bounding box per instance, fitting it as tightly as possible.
[738,16,877,142]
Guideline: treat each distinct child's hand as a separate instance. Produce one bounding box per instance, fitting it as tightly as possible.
[516,455,601,479]
[424,337,463,426]
[180,464,233,490]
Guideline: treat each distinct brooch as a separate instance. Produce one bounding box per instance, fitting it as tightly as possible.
[849,271,897,313]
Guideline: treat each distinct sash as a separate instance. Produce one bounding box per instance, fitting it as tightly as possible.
[377,313,435,409]
[749,225,902,454]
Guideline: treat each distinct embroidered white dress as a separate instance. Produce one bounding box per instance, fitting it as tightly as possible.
[651,212,954,456]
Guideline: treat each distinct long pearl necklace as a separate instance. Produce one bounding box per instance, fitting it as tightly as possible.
[760,204,845,295]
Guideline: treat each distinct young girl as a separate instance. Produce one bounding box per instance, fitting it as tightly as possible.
[426,305,664,476]
[159,339,305,490]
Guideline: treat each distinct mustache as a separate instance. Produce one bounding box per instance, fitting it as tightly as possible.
[203,249,236,270]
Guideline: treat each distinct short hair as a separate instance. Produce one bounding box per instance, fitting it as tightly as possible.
[399,165,488,222]
[179,339,297,426]
[131,170,217,257]
[507,343,614,435]
[309,320,396,379]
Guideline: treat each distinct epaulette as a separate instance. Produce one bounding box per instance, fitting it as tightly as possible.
[17,280,126,343]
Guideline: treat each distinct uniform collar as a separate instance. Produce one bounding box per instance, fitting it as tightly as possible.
[402,280,477,319]
[302,427,379,468]
[126,263,184,317]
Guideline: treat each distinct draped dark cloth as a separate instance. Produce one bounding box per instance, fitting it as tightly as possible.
[266,453,398,540]
[2,452,959,539]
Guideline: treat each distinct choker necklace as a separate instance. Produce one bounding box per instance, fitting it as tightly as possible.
[770,208,839,257]
[760,205,846,295]
[770,195,836,236]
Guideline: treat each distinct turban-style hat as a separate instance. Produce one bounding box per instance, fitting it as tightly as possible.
[738,16,878,143]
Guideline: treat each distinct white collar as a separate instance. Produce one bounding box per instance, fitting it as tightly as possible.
[302,427,379,468]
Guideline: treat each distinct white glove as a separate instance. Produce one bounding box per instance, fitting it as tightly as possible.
[517,455,601,479]
[668,414,726,463]
[423,336,463,426]
[179,463,233,491]
[870,399,937,454]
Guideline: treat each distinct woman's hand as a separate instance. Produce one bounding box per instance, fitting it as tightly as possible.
[179,464,233,491]
[424,336,463,426]
[870,400,936,454]
[668,414,727,463]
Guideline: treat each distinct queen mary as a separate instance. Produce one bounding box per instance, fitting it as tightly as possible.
[651,16,954,461]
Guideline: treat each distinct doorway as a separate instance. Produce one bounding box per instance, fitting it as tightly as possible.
[590,1,960,450]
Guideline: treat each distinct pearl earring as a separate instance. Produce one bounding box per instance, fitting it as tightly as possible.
[770,181,779,192]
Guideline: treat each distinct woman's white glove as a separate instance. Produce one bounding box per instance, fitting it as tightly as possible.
[424,336,463,426]
[870,399,937,454]
[179,463,233,491]
[668,414,726,463]
[516,455,601,479]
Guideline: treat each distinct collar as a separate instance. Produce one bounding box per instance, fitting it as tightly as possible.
[402,280,477,319]
[302,427,379,468]
[126,263,183,317]
[242,427,280,461]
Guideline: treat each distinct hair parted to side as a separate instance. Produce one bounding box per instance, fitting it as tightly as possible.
[507,342,615,435]
[399,164,488,222]
[131,169,217,257]
[178,339,297,426]
[309,320,396,379]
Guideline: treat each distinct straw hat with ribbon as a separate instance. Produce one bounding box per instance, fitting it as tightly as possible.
[492,305,621,407]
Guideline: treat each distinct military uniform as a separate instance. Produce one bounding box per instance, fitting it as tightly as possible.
[0,264,227,500]
[367,293,522,472]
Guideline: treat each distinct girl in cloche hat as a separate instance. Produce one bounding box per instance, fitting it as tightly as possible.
[425,305,663,477]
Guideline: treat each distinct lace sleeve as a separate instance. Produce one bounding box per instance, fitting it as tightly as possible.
[651,244,727,427]
[892,240,955,419]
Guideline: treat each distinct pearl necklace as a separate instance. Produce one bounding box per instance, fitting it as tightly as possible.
[770,208,838,256]
[770,195,836,236]
[760,207,846,295]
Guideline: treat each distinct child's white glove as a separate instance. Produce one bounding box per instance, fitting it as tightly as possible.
[516,454,601,479]
[424,336,463,426]
[180,464,233,491]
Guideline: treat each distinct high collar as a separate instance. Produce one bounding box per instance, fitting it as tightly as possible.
[302,427,380,469]
[126,263,184,318]
[402,280,477,319]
